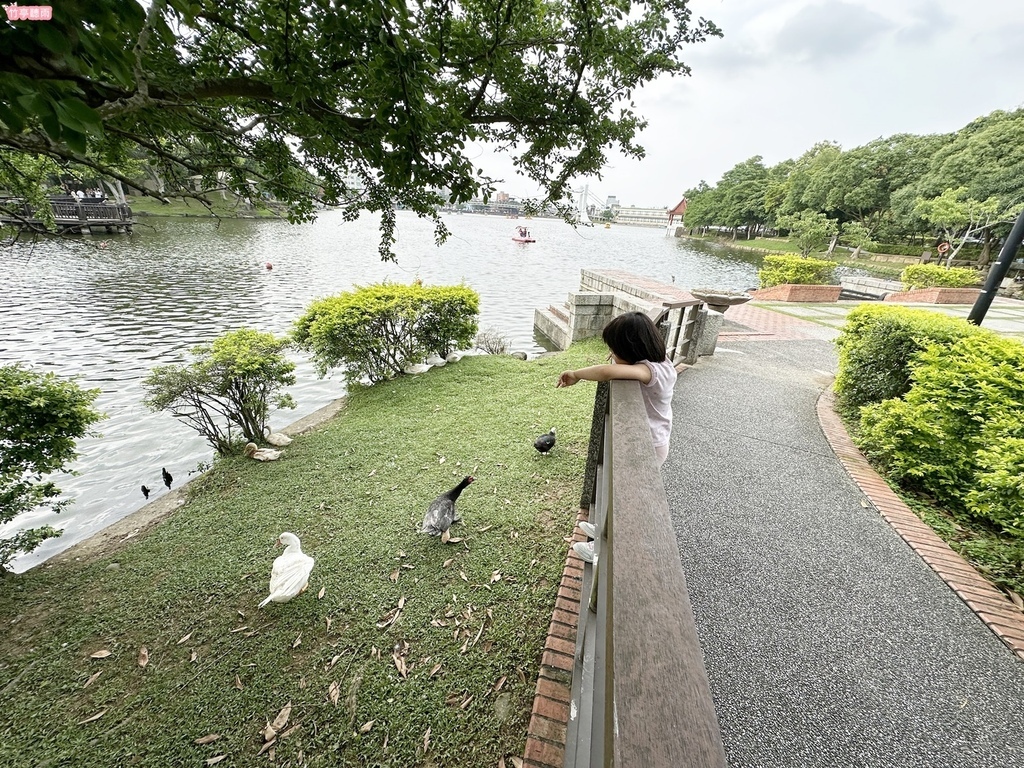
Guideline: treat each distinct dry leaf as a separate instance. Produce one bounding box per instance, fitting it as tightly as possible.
[477,525,493,532]
[490,571,502,583]
[448,537,463,543]
[393,654,408,678]
[429,663,443,677]
[90,650,111,659]
[78,709,107,724]
[279,725,300,740]
[263,722,277,742]
[194,734,221,745]
[459,695,473,710]
[493,675,506,692]
[510,758,524,768]
[327,654,342,670]
[376,607,401,629]
[438,456,446,464]
[499,758,506,768]
[398,596,406,610]
[1009,591,1024,610]
[272,702,292,732]
[206,757,227,766]
[230,625,249,634]
[177,631,193,645]
[442,558,454,568]
[529,558,538,568]
[83,671,101,688]
[292,633,302,649]
[318,586,326,599]
[459,570,468,582]
[359,720,375,734]
[441,529,451,544]
[326,616,333,632]
[368,468,377,476]
[329,681,341,705]
[190,649,198,663]
[138,647,149,667]
[257,738,276,756]
[423,726,431,753]
[234,674,243,690]
[389,569,400,583]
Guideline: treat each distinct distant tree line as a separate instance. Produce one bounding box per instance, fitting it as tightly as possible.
[683,109,1024,264]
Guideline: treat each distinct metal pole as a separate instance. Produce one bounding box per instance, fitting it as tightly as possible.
[968,207,1024,325]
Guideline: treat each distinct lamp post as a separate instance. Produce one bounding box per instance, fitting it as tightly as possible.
[968,207,1024,325]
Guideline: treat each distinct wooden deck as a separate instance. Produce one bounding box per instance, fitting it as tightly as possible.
[0,197,134,235]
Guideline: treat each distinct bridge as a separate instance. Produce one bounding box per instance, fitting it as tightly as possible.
[0,197,134,235]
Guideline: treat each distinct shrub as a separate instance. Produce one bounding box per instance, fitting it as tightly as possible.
[475,327,511,355]
[757,253,837,288]
[0,364,103,568]
[143,329,296,454]
[293,282,479,384]
[966,431,1024,536]
[856,333,1024,527]
[899,263,981,290]
[833,304,981,416]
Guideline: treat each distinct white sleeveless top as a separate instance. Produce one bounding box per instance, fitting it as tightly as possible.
[639,359,677,447]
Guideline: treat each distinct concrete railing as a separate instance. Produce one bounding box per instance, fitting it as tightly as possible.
[565,381,727,767]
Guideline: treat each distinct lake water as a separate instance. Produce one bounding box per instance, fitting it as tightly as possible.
[0,211,763,571]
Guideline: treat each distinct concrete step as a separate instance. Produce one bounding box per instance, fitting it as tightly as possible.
[549,304,569,323]
[534,307,570,350]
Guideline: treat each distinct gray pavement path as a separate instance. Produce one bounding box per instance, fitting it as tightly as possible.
[663,329,1024,768]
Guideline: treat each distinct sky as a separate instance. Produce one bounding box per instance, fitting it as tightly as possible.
[478,0,1024,210]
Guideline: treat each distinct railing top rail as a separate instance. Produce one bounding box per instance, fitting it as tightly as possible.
[606,381,727,767]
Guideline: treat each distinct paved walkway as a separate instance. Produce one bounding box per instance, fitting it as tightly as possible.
[663,302,1024,768]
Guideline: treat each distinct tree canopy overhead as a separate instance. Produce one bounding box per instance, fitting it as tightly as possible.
[0,0,721,258]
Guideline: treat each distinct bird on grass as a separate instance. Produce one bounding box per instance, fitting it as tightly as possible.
[259,532,315,609]
[161,468,173,489]
[263,426,293,447]
[245,442,282,461]
[421,476,475,539]
[141,485,151,500]
[534,428,556,455]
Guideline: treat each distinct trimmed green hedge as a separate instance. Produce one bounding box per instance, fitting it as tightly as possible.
[899,263,981,290]
[757,253,837,288]
[833,305,982,416]
[293,282,479,384]
[856,333,1024,536]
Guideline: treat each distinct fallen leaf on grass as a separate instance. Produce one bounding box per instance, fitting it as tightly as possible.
[510,758,524,768]
[78,709,106,724]
[234,674,243,690]
[392,654,408,678]
[83,671,101,688]
[230,625,249,634]
[206,756,227,766]
[493,675,506,692]
[318,586,326,600]
[177,632,193,645]
[292,633,302,649]
[272,702,292,732]
[429,663,443,677]
[359,720,375,734]
[423,727,431,753]
[448,537,464,544]
[190,649,198,663]
[329,681,341,705]
[138,647,149,667]
[459,571,468,582]
[279,724,300,740]
[441,529,451,544]
[477,525,493,533]
[257,738,276,756]
[1009,591,1024,610]
[490,571,502,583]
[263,722,277,742]
[389,569,400,583]
[194,734,221,745]
[90,650,111,659]
[459,695,473,710]
[442,558,454,568]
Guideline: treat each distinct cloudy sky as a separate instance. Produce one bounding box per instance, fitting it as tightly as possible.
[482,0,1024,209]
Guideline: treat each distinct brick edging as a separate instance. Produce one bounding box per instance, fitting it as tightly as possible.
[816,390,1024,660]
[523,512,590,767]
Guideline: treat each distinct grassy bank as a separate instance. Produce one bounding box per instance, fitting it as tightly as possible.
[0,340,609,767]
[128,195,284,219]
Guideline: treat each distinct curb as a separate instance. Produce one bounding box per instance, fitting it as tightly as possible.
[816,390,1024,660]
[522,511,590,767]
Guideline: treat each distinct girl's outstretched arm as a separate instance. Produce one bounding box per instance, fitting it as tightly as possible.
[556,363,652,388]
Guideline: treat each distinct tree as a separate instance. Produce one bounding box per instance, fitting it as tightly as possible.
[0,365,103,570]
[0,0,721,259]
[775,210,838,256]
[913,187,1020,265]
[143,329,296,455]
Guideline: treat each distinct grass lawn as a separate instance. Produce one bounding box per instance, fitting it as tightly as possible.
[128,195,284,219]
[0,339,611,767]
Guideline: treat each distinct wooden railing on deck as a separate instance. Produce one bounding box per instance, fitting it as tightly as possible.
[565,381,727,767]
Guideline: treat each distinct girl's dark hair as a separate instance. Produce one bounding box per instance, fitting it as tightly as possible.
[602,312,667,364]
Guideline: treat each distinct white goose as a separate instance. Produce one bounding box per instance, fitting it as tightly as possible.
[445,351,464,363]
[403,362,431,375]
[263,426,293,447]
[425,353,446,367]
[245,442,282,461]
[259,532,315,608]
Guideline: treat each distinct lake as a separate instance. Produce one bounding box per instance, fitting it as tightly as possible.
[0,211,763,571]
